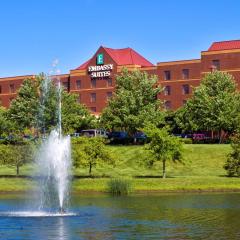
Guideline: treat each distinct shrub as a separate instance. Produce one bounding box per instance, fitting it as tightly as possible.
[107,178,132,195]
[224,133,240,177]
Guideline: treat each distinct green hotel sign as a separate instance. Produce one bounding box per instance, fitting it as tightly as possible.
[97,53,104,65]
[88,52,113,78]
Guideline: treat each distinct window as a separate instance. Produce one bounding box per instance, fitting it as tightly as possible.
[0,86,2,94]
[164,100,171,110]
[107,78,112,87]
[164,71,171,80]
[76,80,81,89]
[90,107,96,113]
[107,92,112,100]
[182,84,190,95]
[90,93,96,103]
[212,60,220,71]
[9,84,15,93]
[62,82,68,90]
[164,86,171,95]
[182,69,189,79]
[91,79,96,88]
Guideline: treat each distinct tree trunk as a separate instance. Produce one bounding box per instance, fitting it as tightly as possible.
[162,160,166,178]
[219,129,223,144]
[89,162,92,175]
[16,164,19,176]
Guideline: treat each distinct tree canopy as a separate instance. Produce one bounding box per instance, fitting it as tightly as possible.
[8,77,40,131]
[0,106,15,136]
[224,133,240,177]
[100,69,164,133]
[8,74,94,134]
[0,142,35,175]
[175,71,240,138]
[143,124,183,178]
[72,137,115,175]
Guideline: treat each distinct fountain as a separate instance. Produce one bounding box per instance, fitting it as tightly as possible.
[36,68,72,214]
[0,63,75,217]
[36,129,71,213]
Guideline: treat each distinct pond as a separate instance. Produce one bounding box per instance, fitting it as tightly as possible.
[0,192,240,239]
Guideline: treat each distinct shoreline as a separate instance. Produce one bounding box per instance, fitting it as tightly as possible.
[1,188,240,195]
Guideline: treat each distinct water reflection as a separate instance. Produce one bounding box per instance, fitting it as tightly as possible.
[0,193,240,239]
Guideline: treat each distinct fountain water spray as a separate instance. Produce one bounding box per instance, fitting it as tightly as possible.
[36,63,71,213]
[37,130,71,212]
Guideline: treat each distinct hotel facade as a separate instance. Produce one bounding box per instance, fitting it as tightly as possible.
[1,40,240,115]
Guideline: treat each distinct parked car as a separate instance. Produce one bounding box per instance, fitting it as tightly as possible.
[81,129,108,138]
[192,133,205,141]
[108,131,131,144]
[70,133,80,137]
[132,132,148,144]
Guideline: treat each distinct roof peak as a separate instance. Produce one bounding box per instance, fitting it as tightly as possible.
[208,39,240,51]
[102,46,131,50]
[211,39,240,44]
[75,46,154,70]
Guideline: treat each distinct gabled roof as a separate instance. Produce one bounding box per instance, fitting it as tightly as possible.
[75,46,154,70]
[76,59,91,70]
[208,40,240,51]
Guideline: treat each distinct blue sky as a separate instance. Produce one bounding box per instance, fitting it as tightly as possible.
[0,0,240,77]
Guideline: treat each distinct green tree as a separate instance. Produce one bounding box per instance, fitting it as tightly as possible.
[8,77,39,131]
[143,124,183,178]
[224,133,240,177]
[0,143,35,175]
[8,74,94,134]
[72,137,115,175]
[0,106,16,136]
[61,92,95,134]
[101,69,164,133]
[175,71,240,142]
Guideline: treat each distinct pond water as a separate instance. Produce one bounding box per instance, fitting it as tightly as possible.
[0,192,240,239]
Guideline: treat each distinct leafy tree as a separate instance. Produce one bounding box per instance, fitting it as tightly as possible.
[0,106,16,136]
[143,124,183,178]
[8,77,39,131]
[224,133,240,177]
[175,71,240,142]
[0,142,35,175]
[8,74,94,134]
[72,137,115,175]
[101,69,164,134]
[61,92,95,134]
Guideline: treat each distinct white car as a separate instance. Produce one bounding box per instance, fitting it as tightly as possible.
[81,129,108,138]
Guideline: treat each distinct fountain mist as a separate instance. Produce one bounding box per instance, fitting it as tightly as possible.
[36,67,71,213]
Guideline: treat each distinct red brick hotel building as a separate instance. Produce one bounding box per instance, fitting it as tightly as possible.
[1,39,240,115]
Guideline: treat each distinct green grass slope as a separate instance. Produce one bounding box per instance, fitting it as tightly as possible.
[1,144,240,193]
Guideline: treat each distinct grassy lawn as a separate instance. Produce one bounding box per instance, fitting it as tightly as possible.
[1,144,240,193]
[74,144,231,178]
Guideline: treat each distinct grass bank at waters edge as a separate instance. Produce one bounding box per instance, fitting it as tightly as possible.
[0,144,239,193]
[1,176,240,193]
